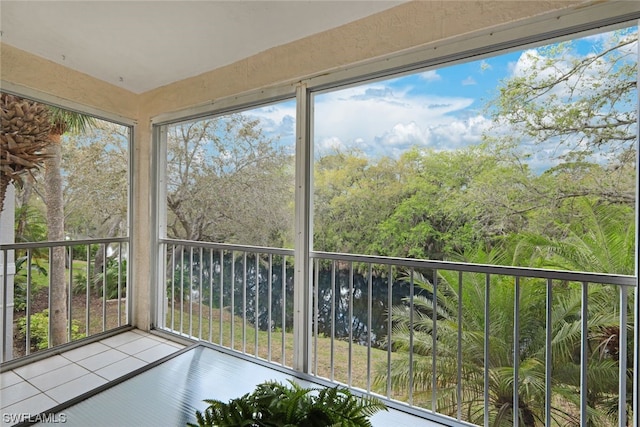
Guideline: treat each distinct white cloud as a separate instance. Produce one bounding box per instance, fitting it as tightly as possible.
[378,122,427,146]
[508,41,629,101]
[426,114,493,149]
[462,76,476,86]
[418,70,441,82]
[313,82,477,155]
[247,101,296,139]
[315,136,346,154]
[480,60,492,72]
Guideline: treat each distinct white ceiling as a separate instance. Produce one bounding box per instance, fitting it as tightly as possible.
[0,1,403,94]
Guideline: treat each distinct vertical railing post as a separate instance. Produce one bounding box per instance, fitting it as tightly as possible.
[580,282,589,427]
[432,269,438,412]
[634,282,639,427]
[386,264,393,399]
[26,250,32,356]
[330,260,336,381]
[618,286,628,427]
[348,261,354,387]
[456,271,463,421]
[1,248,10,362]
[67,246,73,343]
[484,274,490,427]
[513,276,520,427]
[85,245,91,337]
[408,268,415,405]
[545,279,553,427]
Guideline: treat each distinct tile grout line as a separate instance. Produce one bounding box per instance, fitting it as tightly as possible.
[2,331,187,413]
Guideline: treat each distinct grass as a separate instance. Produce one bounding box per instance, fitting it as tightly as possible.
[164,301,412,402]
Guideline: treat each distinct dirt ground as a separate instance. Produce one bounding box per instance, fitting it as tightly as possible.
[11,286,126,359]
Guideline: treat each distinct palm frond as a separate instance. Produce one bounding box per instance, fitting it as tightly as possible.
[47,106,97,135]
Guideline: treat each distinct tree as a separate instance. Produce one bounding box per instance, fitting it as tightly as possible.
[45,108,95,347]
[374,147,498,259]
[313,149,403,254]
[314,147,506,259]
[486,29,637,205]
[62,122,129,239]
[165,114,293,246]
[513,200,636,423]
[0,93,52,214]
[378,247,626,426]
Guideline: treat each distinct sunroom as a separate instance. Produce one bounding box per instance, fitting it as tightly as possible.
[1,1,639,426]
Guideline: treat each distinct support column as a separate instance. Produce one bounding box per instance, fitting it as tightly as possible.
[1,184,16,362]
[293,84,312,373]
[131,117,152,331]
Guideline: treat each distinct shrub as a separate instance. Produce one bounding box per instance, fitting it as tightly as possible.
[189,379,386,427]
[17,310,85,350]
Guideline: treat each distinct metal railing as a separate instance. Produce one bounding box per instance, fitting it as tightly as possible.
[310,251,636,427]
[158,239,295,368]
[158,239,637,426]
[1,238,129,362]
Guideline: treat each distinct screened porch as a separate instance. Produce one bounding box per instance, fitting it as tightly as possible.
[2,1,640,426]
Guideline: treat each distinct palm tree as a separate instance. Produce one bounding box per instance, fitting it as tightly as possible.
[2,94,94,347]
[519,199,635,276]
[516,199,636,424]
[45,107,95,346]
[377,245,625,426]
[0,93,52,214]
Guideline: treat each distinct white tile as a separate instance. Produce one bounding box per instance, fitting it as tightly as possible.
[0,381,41,408]
[61,342,111,362]
[94,357,147,381]
[13,356,71,380]
[131,330,168,344]
[115,337,161,355]
[134,343,180,363]
[45,373,107,404]
[28,364,90,392]
[99,331,142,348]
[165,340,187,349]
[131,329,152,338]
[0,371,23,390]
[149,335,188,348]
[75,349,129,371]
[0,393,57,425]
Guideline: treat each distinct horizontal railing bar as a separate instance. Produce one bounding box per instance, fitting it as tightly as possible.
[158,241,635,286]
[0,237,128,250]
[311,251,636,286]
[160,238,294,256]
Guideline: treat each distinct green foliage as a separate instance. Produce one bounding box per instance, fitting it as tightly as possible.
[13,256,48,311]
[17,310,85,350]
[92,258,127,300]
[188,380,387,427]
[379,243,632,426]
[314,147,498,258]
[488,30,637,157]
[513,199,635,275]
[14,204,48,243]
[166,114,294,245]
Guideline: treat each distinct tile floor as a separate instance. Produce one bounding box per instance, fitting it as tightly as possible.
[0,329,185,426]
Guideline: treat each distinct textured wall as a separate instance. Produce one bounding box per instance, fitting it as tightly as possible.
[0,43,137,119]
[138,0,585,117]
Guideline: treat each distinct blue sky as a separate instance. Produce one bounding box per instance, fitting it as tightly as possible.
[246,25,638,173]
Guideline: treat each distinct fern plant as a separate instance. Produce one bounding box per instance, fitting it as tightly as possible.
[188,380,387,427]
